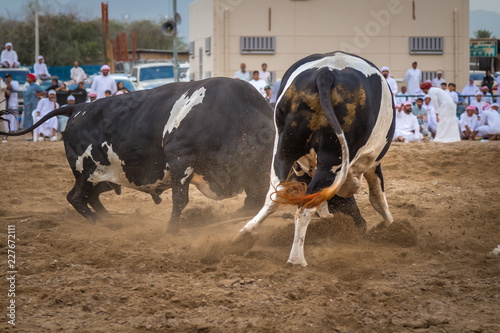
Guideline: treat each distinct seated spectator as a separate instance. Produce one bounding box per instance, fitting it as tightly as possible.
[412,97,427,133]
[33,90,59,141]
[459,105,479,140]
[480,86,493,104]
[248,71,267,98]
[395,86,410,105]
[422,95,437,138]
[104,90,112,98]
[58,95,75,139]
[470,92,487,117]
[1,42,20,68]
[116,81,129,94]
[70,61,87,84]
[431,71,445,87]
[393,101,423,142]
[55,83,69,106]
[87,92,97,103]
[477,103,500,140]
[233,63,251,81]
[440,82,448,91]
[70,82,88,104]
[45,78,60,92]
[461,78,479,104]
[33,55,51,80]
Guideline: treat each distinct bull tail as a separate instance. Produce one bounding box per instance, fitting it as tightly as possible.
[0,104,78,137]
[274,68,350,209]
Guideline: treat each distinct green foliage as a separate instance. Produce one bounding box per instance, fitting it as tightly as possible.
[473,29,494,39]
[0,5,186,66]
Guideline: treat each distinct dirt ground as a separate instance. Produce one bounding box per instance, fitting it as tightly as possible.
[0,135,499,332]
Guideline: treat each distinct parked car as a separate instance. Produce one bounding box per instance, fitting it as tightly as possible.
[0,67,31,108]
[130,63,175,90]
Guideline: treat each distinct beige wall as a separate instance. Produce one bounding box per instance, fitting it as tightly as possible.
[190,0,469,88]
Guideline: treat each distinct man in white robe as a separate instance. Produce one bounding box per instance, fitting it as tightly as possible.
[380,66,398,96]
[431,71,446,87]
[70,61,87,83]
[405,61,422,101]
[259,63,271,85]
[248,71,267,98]
[477,103,500,140]
[461,78,479,105]
[420,82,460,143]
[459,105,479,140]
[33,55,51,79]
[4,73,19,132]
[393,101,423,142]
[1,43,20,68]
[395,86,410,105]
[33,90,59,141]
[470,92,487,118]
[90,65,117,99]
[480,86,493,104]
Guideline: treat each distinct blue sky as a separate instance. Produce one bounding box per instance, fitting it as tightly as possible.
[1,0,499,40]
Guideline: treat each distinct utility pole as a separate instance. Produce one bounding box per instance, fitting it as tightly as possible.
[35,0,39,61]
[173,0,178,82]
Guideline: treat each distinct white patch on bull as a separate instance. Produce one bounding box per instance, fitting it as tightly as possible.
[82,111,86,116]
[73,111,81,118]
[162,87,207,145]
[77,142,171,191]
[180,167,193,185]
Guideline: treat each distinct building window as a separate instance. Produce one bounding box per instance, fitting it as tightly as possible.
[240,36,276,54]
[205,37,211,55]
[409,37,444,55]
[199,47,203,80]
[422,71,440,82]
[189,42,195,58]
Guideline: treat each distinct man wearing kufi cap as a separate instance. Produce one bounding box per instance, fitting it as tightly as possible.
[420,82,461,142]
[459,105,479,140]
[393,101,423,142]
[431,70,445,87]
[33,90,59,141]
[380,66,398,96]
[90,64,116,99]
[470,91,487,117]
[477,101,500,140]
[1,43,20,68]
[22,73,46,138]
[33,55,51,79]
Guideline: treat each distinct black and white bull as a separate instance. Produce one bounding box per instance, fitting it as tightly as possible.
[1,78,274,233]
[236,52,395,266]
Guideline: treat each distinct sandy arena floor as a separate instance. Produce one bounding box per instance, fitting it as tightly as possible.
[0,135,499,332]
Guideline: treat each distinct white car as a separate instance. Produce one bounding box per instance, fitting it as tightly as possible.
[131,63,175,90]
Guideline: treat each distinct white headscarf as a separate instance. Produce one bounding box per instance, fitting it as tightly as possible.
[461,79,479,96]
[5,42,12,48]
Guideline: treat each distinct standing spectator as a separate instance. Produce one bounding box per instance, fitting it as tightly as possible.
[481,70,495,94]
[70,61,87,84]
[380,66,398,96]
[248,71,267,98]
[1,43,20,68]
[90,65,116,99]
[480,86,493,104]
[87,92,97,103]
[405,61,422,98]
[45,78,60,92]
[477,103,500,140]
[431,71,445,87]
[33,90,59,141]
[233,63,251,81]
[269,78,281,108]
[33,55,51,79]
[440,82,448,91]
[470,92,487,117]
[23,74,46,137]
[264,85,272,103]
[4,73,19,132]
[393,101,423,142]
[412,96,427,134]
[395,86,410,105]
[259,63,271,85]
[70,82,88,104]
[0,77,7,142]
[461,77,479,104]
[116,81,129,94]
[58,95,75,139]
[420,82,460,143]
[459,105,479,140]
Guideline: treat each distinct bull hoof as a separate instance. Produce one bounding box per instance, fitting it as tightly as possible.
[286,258,308,267]
[166,225,181,235]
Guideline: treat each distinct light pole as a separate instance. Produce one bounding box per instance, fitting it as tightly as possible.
[35,0,39,61]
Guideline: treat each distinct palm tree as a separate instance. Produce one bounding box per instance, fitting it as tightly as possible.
[473,30,494,38]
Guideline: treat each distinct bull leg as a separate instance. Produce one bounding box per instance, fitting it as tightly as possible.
[316,201,331,218]
[288,207,316,266]
[88,182,113,216]
[364,164,393,226]
[327,195,367,234]
[67,179,99,222]
[166,167,192,234]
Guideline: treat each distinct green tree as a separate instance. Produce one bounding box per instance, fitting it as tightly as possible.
[473,30,494,38]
